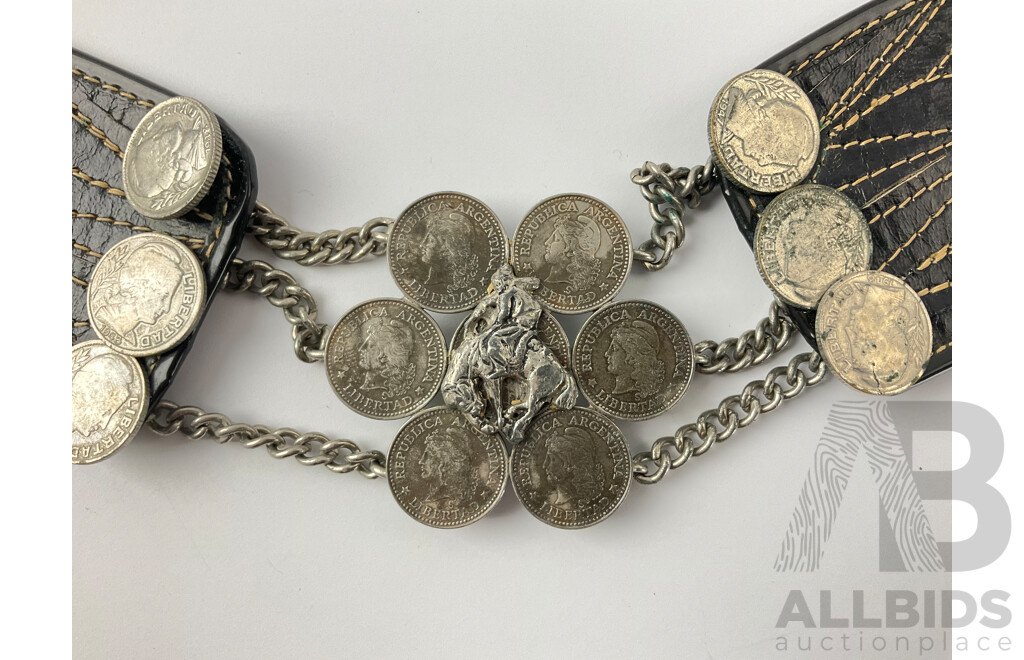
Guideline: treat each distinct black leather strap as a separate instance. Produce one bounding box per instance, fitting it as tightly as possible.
[720,0,952,382]
[71,50,258,409]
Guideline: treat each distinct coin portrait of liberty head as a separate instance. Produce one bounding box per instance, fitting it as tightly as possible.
[71,352,133,439]
[540,428,606,511]
[605,320,665,398]
[418,427,481,510]
[542,212,603,294]
[89,241,186,341]
[420,203,480,292]
[357,316,417,398]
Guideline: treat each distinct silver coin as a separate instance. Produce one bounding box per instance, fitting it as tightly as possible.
[510,408,631,529]
[511,194,632,314]
[72,340,149,464]
[325,298,447,419]
[816,270,932,396]
[87,233,206,357]
[755,184,872,309]
[388,407,508,528]
[123,96,223,219]
[573,300,694,420]
[387,192,509,313]
[708,69,819,193]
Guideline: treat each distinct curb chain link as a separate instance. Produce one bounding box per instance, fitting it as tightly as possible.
[632,351,827,485]
[146,401,387,479]
[249,202,392,266]
[224,258,327,363]
[630,158,718,271]
[694,300,796,374]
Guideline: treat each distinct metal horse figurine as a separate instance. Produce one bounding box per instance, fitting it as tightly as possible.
[443,265,578,443]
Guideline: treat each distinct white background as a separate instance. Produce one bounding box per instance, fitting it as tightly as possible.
[54,1,1009,658]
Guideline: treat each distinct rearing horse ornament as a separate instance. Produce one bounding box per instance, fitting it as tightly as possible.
[442,265,578,443]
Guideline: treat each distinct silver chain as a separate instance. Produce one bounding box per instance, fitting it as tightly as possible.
[249,202,392,266]
[695,300,796,374]
[146,401,387,479]
[632,351,827,485]
[224,258,327,363]
[630,158,718,271]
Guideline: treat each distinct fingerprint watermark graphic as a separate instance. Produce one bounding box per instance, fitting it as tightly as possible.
[771,401,1014,656]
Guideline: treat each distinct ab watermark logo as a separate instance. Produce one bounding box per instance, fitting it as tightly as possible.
[772,401,1013,655]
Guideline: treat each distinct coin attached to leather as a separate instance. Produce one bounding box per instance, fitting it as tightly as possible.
[72,340,149,464]
[709,69,819,193]
[815,270,932,395]
[87,233,206,357]
[123,96,223,219]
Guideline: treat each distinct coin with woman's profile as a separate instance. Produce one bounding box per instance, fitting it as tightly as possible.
[510,408,631,529]
[123,96,222,219]
[755,184,872,308]
[87,233,206,357]
[325,298,447,419]
[815,270,932,395]
[709,69,819,193]
[511,194,632,314]
[387,192,509,313]
[72,340,149,464]
[572,300,694,420]
[387,407,508,528]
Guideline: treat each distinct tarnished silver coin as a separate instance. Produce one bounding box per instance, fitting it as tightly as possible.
[387,192,509,313]
[511,194,632,314]
[87,233,206,357]
[72,340,149,464]
[325,298,446,419]
[388,407,508,528]
[756,184,872,309]
[510,408,631,529]
[573,300,694,420]
[709,69,819,193]
[451,308,570,367]
[816,271,932,396]
[123,96,223,219]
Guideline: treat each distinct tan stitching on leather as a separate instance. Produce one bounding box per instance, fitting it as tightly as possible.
[71,211,205,247]
[878,197,951,270]
[71,68,155,108]
[825,128,951,151]
[836,141,951,192]
[72,242,103,259]
[829,72,952,137]
[72,275,88,287]
[785,1,919,76]
[933,341,951,355]
[916,243,951,271]
[73,321,90,327]
[823,1,942,128]
[72,167,125,197]
[71,103,124,158]
[865,171,951,224]
[917,281,950,297]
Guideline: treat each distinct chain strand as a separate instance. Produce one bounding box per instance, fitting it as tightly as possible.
[248,202,392,266]
[694,300,796,374]
[630,158,718,271]
[632,351,827,485]
[146,401,387,479]
[224,259,327,363]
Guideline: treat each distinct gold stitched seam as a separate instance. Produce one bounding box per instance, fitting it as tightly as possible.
[71,211,205,246]
[934,341,951,355]
[916,243,951,271]
[71,103,125,158]
[72,275,88,287]
[830,72,952,137]
[825,128,951,151]
[878,197,952,270]
[917,281,950,297]
[837,141,952,192]
[72,167,125,197]
[823,1,939,126]
[785,1,920,76]
[72,68,155,108]
[72,241,103,259]
[865,171,952,224]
